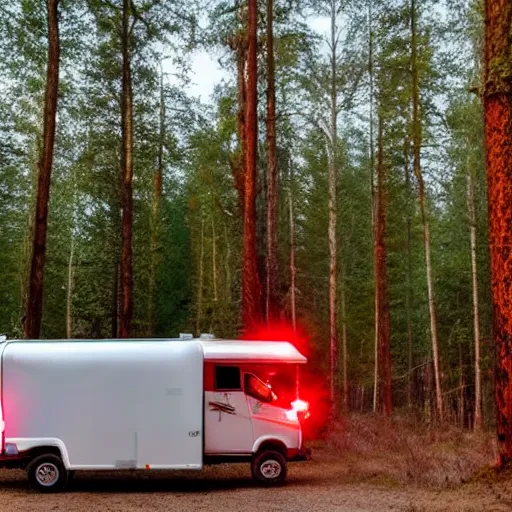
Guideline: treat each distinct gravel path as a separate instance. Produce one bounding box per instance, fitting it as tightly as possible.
[0,446,510,511]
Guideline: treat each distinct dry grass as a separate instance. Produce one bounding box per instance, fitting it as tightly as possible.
[325,412,497,489]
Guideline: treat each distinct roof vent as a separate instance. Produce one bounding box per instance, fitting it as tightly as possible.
[199,333,216,340]
[0,334,7,343]
[179,333,194,340]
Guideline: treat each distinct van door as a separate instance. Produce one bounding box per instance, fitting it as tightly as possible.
[204,365,254,454]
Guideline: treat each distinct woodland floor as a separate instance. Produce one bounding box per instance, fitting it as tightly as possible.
[0,444,510,512]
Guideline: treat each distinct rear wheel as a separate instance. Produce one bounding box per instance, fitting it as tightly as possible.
[27,454,68,493]
[251,450,287,486]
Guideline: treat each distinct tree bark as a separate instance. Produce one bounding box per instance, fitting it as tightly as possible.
[404,136,414,408]
[328,0,339,414]
[289,164,296,331]
[66,234,75,339]
[242,0,262,331]
[265,0,278,323]
[119,0,134,338]
[369,0,379,414]
[411,0,443,420]
[224,223,232,304]
[467,158,482,429]
[376,114,392,416]
[212,215,218,302]
[196,216,205,334]
[341,276,348,410]
[24,0,60,339]
[112,263,119,338]
[148,65,165,336]
[484,0,512,465]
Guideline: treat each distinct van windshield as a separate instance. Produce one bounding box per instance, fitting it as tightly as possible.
[244,373,274,403]
[243,366,297,408]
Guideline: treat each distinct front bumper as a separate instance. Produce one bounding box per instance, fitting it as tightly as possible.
[0,443,25,468]
[289,444,312,462]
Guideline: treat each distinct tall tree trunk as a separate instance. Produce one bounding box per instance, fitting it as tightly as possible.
[467,157,482,430]
[196,216,205,334]
[265,0,278,323]
[224,223,232,304]
[212,215,218,302]
[484,0,512,465]
[119,0,134,338]
[411,0,442,420]
[457,343,465,426]
[148,66,165,336]
[112,263,119,338]
[289,159,298,398]
[242,0,262,331]
[289,163,296,331]
[376,114,392,416]
[369,0,379,414]
[404,136,414,408]
[328,0,339,414]
[340,276,348,410]
[66,234,75,338]
[24,0,60,339]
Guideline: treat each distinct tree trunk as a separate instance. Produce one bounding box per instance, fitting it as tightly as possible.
[459,343,465,428]
[484,0,512,465]
[148,66,165,336]
[224,223,232,304]
[411,0,442,420]
[112,263,119,338]
[404,136,414,408]
[212,215,218,302]
[196,216,205,334]
[289,164,296,331]
[328,0,339,415]
[369,0,379,414]
[376,114,392,416]
[66,234,74,339]
[242,0,262,331]
[467,158,482,430]
[119,0,134,338]
[341,277,348,410]
[24,0,60,339]
[289,160,298,399]
[265,0,278,323]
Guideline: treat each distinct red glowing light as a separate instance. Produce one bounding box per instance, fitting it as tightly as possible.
[285,398,310,421]
[291,398,309,413]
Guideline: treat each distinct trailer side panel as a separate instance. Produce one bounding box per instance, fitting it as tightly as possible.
[2,340,204,470]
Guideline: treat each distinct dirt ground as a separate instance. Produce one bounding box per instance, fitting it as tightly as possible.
[0,445,511,512]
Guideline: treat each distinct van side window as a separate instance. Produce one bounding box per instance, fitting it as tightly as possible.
[215,366,241,390]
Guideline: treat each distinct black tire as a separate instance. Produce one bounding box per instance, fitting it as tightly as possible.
[251,450,287,486]
[27,454,68,493]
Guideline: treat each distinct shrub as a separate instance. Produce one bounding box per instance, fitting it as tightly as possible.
[325,412,497,488]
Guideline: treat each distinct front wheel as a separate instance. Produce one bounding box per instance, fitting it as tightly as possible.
[251,450,287,486]
[27,454,68,493]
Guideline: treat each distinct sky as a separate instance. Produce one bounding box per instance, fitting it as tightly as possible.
[165,15,332,104]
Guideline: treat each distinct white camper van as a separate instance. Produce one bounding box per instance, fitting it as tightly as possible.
[0,335,310,492]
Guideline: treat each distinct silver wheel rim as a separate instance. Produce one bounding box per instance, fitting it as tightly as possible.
[260,459,282,479]
[35,462,60,487]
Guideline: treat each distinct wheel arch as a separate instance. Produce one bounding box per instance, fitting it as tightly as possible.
[253,437,289,457]
[12,438,70,468]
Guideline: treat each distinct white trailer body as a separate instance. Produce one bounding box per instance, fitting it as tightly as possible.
[1,340,204,470]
